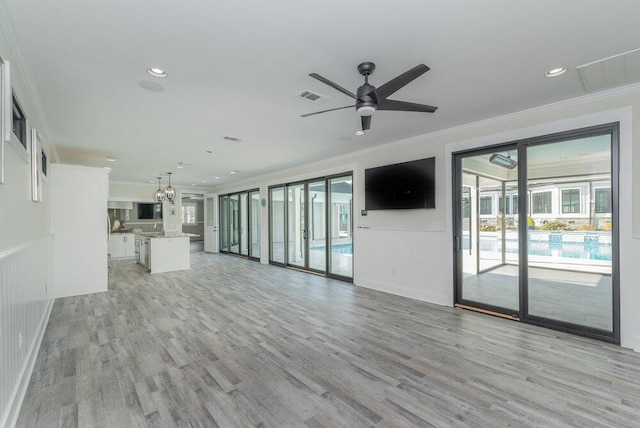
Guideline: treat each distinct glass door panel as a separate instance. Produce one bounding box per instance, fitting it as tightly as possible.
[328,176,352,278]
[249,190,260,259]
[525,135,613,332]
[229,194,239,254]
[308,180,326,272]
[204,193,218,253]
[220,195,229,253]
[287,183,306,268]
[457,149,519,313]
[270,187,285,264]
[240,192,249,256]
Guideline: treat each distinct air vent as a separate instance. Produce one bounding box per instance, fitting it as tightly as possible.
[297,90,328,104]
[223,136,242,142]
[577,47,640,92]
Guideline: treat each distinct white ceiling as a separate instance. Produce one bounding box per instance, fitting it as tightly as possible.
[3,0,640,187]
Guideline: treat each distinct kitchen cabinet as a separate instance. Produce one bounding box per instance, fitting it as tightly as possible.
[108,233,135,259]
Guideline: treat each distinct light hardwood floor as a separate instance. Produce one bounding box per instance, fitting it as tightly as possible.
[17,253,640,427]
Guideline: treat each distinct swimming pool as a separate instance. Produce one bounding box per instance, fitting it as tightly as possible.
[462,236,612,261]
[310,243,353,255]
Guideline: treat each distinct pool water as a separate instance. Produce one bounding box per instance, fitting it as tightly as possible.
[463,237,612,261]
[311,244,353,255]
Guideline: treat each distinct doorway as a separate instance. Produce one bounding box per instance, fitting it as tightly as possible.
[453,124,619,343]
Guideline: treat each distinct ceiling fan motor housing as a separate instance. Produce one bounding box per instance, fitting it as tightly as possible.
[356,83,377,116]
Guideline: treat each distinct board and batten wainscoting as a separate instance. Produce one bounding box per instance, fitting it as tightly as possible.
[0,235,54,427]
[355,227,452,306]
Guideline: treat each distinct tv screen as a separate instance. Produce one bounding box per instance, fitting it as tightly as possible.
[365,157,435,210]
[137,203,163,220]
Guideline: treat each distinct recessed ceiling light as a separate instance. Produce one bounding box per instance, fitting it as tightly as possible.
[177,164,184,169]
[215,176,221,179]
[545,67,567,77]
[147,67,168,78]
[148,180,155,183]
[191,184,196,186]
[106,157,116,162]
[229,171,237,174]
[355,130,364,136]
[202,180,208,183]
[206,150,213,154]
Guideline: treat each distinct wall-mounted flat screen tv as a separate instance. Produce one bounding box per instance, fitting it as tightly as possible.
[137,203,163,219]
[365,157,435,210]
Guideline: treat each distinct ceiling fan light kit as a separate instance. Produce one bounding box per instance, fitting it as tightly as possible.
[303,61,438,131]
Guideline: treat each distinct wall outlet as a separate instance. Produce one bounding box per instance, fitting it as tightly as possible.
[18,330,24,350]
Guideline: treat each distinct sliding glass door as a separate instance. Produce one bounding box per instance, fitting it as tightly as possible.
[270,186,285,264]
[328,175,352,278]
[287,183,306,269]
[269,173,353,280]
[454,124,619,342]
[219,189,260,259]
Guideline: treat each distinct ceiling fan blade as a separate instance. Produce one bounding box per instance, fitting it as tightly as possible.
[377,99,438,113]
[361,115,371,131]
[309,73,356,99]
[301,105,355,118]
[376,64,430,101]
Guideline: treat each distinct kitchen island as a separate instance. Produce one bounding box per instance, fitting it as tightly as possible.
[136,233,195,274]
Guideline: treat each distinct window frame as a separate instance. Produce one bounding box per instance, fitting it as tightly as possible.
[531,191,552,214]
[561,188,581,214]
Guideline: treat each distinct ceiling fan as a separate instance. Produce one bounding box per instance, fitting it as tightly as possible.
[301,62,438,132]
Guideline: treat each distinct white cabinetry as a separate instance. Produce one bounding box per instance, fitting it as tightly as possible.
[108,233,135,259]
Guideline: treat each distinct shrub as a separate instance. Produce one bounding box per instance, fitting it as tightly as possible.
[480,223,497,231]
[541,220,570,230]
[577,224,596,231]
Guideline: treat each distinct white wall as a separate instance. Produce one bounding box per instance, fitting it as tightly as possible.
[0,15,56,426]
[212,86,640,350]
[52,164,109,298]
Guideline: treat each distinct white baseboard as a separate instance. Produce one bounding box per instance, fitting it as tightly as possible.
[4,297,54,428]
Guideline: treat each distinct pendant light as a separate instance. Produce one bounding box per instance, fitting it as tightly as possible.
[152,177,165,202]
[164,172,176,202]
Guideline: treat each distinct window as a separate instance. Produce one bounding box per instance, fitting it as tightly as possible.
[12,93,27,149]
[595,188,611,214]
[41,149,48,176]
[480,196,492,215]
[561,189,580,214]
[532,191,552,214]
[512,195,519,215]
[182,203,197,224]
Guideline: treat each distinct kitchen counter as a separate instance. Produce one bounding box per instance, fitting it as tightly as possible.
[136,233,191,274]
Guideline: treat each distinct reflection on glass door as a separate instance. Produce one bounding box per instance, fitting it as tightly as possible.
[240,192,249,256]
[270,186,285,264]
[328,176,353,278]
[220,195,229,252]
[525,134,614,333]
[249,190,261,259]
[287,183,306,268]
[204,193,218,253]
[456,148,519,314]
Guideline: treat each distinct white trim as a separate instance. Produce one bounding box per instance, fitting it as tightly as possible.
[0,234,52,261]
[3,298,54,428]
